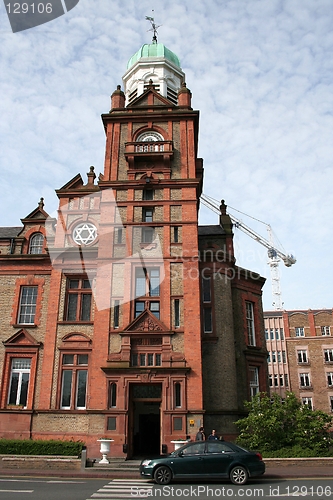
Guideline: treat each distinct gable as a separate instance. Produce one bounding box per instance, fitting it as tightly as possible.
[21,201,50,223]
[3,329,41,348]
[57,173,84,191]
[124,309,169,333]
[128,88,175,108]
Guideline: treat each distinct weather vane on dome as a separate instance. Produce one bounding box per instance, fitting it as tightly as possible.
[145,12,161,43]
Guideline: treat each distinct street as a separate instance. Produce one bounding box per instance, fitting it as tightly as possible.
[1,477,333,500]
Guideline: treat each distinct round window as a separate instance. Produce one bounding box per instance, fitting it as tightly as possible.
[72,222,97,246]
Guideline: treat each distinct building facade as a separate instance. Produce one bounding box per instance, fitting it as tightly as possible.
[0,40,267,458]
[265,309,333,413]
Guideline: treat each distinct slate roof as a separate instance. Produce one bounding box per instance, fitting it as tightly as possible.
[198,225,225,236]
[0,227,22,238]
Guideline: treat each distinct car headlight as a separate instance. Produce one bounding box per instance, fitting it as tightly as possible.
[141,460,152,466]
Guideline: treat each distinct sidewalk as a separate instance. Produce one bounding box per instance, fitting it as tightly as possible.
[0,463,332,480]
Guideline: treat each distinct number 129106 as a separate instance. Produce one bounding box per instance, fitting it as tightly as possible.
[6,3,53,14]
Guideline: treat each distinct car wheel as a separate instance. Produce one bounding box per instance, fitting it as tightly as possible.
[154,465,172,485]
[229,465,248,485]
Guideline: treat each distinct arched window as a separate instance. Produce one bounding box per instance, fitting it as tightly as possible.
[136,131,164,142]
[29,233,44,254]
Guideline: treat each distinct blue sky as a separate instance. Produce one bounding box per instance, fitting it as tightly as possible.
[0,0,332,311]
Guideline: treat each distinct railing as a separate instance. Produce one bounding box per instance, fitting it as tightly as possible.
[135,143,165,153]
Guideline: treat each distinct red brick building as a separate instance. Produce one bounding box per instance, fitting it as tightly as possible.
[0,40,267,458]
[265,309,333,413]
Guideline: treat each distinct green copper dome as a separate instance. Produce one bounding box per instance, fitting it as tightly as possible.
[127,43,181,70]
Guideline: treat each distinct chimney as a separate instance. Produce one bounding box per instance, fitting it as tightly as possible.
[111,85,125,110]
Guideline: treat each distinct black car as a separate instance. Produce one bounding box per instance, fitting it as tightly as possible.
[140,440,265,485]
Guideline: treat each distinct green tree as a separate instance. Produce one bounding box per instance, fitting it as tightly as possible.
[235,392,333,455]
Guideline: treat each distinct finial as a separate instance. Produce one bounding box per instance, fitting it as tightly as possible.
[220,199,227,215]
[87,166,96,185]
[38,197,44,209]
[145,12,161,43]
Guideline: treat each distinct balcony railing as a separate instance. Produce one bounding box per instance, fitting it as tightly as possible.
[135,143,164,153]
[125,141,173,156]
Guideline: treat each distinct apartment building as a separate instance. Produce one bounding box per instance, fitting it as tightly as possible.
[265,309,333,413]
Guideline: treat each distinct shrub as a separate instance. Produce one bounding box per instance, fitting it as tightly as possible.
[235,392,333,456]
[0,439,84,456]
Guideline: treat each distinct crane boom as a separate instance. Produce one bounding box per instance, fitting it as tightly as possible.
[200,194,296,309]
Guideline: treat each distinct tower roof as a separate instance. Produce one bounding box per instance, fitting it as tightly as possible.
[127,42,181,70]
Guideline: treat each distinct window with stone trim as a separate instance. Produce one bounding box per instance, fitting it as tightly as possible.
[108,382,117,408]
[134,268,160,319]
[64,277,92,322]
[174,382,182,408]
[113,300,120,328]
[60,353,88,410]
[302,397,313,409]
[174,299,180,328]
[115,228,123,244]
[295,327,305,337]
[297,350,308,363]
[249,366,259,397]
[8,358,31,407]
[142,227,154,244]
[321,326,331,336]
[143,189,154,201]
[17,286,38,325]
[246,302,256,346]
[143,207,153,223]
[299,372,311,387]
[202,276,213,334]
[324,349,333,363]
[130,338,162,367]
[28,233,44,254]
[173,226,179,243]
[327,372,333,387]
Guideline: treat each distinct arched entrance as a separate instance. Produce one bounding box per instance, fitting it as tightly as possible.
[129,383,161,458]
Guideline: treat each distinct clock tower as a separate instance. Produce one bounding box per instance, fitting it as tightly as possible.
[89,37,205,456]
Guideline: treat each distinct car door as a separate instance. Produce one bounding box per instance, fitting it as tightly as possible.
[203,441,235,477]
[171,442,206,478]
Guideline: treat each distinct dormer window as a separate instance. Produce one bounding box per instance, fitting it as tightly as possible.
[29,233,44,254]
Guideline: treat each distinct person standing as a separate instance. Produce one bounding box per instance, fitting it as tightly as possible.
[195,426,206,440]
[208,429,219,440]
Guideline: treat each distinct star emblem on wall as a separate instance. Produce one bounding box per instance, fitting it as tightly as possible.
[72,222,97,246]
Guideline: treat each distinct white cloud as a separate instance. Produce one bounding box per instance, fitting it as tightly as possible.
[0,0,332,310]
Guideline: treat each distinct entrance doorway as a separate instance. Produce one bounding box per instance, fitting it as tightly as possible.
[129,384,161,458]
